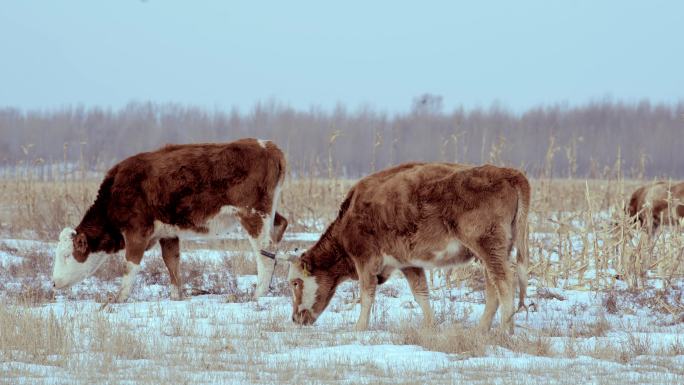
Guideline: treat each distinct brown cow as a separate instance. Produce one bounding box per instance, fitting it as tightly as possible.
[52,138,288,301]
[626,181,684,235]
[281,163,530,334]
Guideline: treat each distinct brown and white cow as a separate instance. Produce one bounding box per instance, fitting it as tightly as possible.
[52,138,288,301]
[281,163,530,334]
[626,181,684,235]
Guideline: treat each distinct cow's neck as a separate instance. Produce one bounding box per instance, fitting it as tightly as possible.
[75,203,124,254]
[304,228,355,280]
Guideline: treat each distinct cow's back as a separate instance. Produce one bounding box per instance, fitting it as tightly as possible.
[106,139,285,230]
[337,163,523,260]
[674,182,684,219]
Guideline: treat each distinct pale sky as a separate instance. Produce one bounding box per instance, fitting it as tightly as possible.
[0,0,682,113]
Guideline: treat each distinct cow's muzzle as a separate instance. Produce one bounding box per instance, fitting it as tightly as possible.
[293,309,316,326]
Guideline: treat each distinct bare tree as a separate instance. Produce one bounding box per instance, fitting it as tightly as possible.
[1,98,683,178]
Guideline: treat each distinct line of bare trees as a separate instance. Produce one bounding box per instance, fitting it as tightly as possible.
[1,97,683,178]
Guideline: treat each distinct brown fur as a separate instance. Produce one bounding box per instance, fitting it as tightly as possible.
[71,138,288,298]
[289,162,530,333]
[627,181,684,235]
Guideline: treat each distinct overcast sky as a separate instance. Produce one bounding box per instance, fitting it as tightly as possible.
[1,0,682,113]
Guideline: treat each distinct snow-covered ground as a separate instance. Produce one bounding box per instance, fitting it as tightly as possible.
[1,233,683,384]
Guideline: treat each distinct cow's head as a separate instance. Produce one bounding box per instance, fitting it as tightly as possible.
[52,227,108,289]
[283,252,341,326]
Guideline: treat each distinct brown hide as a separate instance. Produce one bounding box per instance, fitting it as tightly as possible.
[302,162,529,275]
[73,138,287,258]
[292,162,530,332]
[627,181,684,233]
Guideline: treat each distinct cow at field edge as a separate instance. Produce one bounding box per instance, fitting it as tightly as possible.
[626,181,684,235]
[281,163,530,334]
[52,138,288,301]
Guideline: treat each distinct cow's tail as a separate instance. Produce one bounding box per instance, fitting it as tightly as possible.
[511,171,531,312]
[263,141,287,187]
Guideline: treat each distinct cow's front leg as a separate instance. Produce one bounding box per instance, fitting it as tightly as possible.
[240,210,276,299]
[116,261,142,302]
[115,232,147,302]
[355,267,379,331]
[401,267,434,328]
[160,237,183,300]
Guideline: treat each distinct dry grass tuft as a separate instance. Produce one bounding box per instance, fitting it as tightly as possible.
[394,321,487,356]
[0,306,72,365]
[394,321,554,358]
[603,291,619,314]
[2,160,684,293]
[1,148,684,384]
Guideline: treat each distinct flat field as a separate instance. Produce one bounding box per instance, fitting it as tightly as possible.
[1,176,683,384]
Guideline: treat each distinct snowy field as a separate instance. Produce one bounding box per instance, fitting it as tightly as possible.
[1,231,683,385]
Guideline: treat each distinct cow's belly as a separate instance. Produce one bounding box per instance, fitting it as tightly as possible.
[383,239,474,269]
[152,206,242,239]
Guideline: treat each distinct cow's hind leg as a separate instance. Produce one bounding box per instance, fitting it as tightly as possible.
[272,212,288,243]
[239,210,275,299]
[477,268,499,332]
[469,227,516,334]
[401,267,434,327]
[160,237,183,300]
[483,262,514,334]
[355,262,379,332]
[253,246,276,298]
[489,263,515,334]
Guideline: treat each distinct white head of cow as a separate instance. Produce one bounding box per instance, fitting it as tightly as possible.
[286,258,320,325]
[52,227,108,289]
[281,251,343,326]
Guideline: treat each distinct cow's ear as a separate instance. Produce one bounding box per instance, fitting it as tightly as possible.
[73,233,88,261]
[100,231,124,253]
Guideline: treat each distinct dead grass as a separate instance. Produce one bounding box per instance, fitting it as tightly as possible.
[1,158,684,383]
[0,306,71,365]
[394,322,488,356]
[1,292,683,384]
[577,333,658,364]
[4,171,682,295]
[537,311,611,339]
[394,321,556,358]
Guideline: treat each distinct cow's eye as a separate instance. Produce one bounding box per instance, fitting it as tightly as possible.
[291,281,298,288]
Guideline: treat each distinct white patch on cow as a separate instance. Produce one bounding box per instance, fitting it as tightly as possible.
[287,264,318,312]
[249,211,274,298]
[152,205,240,239]
[412,260,438,269]
[411,239,464,268]
[380,240,465,270]
[382,254,404,268]
[169,285,181,300]
[117,261,141,302]
[52,227,108,289]
[257,139,269,148]
[433,239,462,261]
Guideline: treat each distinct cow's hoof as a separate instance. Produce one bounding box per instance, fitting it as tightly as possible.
[170,286,184,301]
[253,286,269,299]
[476,324,491,334]
[354,323,369,332]
[420,319,435,329]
